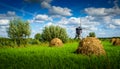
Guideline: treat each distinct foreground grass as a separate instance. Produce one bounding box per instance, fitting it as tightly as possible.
[0,41,120,69]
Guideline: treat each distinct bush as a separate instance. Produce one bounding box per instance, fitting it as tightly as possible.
[89,32,96,37]
[30,39,41,45]
[41,25,68,43]
[0,38,16,47]
[34,33,41,41]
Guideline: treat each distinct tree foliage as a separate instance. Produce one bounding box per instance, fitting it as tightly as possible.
[7,18,31,46]
[34,33,41,40]
[41,25,68,43]
[89,32,96,37]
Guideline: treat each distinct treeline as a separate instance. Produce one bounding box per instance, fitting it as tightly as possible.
[98,37,120,40]
[0,37,39,47]
[0,18,69,47]
[0,38,12,46]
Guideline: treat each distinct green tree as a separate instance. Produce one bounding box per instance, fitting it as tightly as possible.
[34,33,41,40]
[89,32,96,37]
[41,25,68,43]
[7,18,31,46]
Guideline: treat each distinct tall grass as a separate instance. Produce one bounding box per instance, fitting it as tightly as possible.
[0,41,120,69]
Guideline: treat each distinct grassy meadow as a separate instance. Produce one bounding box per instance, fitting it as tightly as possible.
[0,40,120,69]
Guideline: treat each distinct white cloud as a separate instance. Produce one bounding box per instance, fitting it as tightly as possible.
[109,24,116,29]
[24,0,52,9]
[57,16,99,37]
[30,14,52,23]
[0,19,9,25]
[45,22,53,26]
[84,3,120,31]
[0,11,16,19]
[49,6,72,16]
[35,14,51,21]
[85,7,120,16]
[84,6,120,37]
[59,16,99,27]
[112,19,120,26]
[25,0,72,17]
[68,17,80,24]
[7,11,16,16]
[103,16,112,24]
[41,1,51,8]
[85,8,107,16]
[0,11,17,37]
[114,0,119,9]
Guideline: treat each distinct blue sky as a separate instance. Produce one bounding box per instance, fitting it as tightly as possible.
[0,0,120,38]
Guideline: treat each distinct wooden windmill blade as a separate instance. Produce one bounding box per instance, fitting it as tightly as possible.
[82,27,93,31]
[79,18,82,28]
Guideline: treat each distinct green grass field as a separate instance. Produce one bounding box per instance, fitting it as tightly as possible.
[0,40,120,69]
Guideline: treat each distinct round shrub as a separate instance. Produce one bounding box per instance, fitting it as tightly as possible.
[30,39,40,45]
[34,33,41,41]
[41,25,68,43]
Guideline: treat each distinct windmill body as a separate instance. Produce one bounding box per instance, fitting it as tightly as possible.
[75,26,82,39]
[74,18,83,39]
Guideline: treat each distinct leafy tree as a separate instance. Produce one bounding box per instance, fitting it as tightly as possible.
[41,25,68,43]
[34,33,41,40]
[89,32,96,37]
[7,18,31,46]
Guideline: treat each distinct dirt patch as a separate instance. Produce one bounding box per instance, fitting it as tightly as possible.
[76,37,106,56]
[49,38,63,47]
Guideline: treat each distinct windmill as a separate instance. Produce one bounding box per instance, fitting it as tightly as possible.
[74,18,82,39]
[74,17,93,39]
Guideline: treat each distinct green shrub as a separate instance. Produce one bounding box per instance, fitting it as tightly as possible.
[34,33,41,41]
[41,25,68,43]
[0,38,17,46]
[89,32,96,37]
[30,39,41,45]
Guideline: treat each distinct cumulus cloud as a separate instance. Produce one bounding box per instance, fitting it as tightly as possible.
[109,24,116,29]
[114,0,119,8]
[41,1,51,8]
[85,0,120,17]
[35,14,51,21]
[58,16,99,26]
[24,0,52,9]
[102,16,112,24]
[0,11,17,37]
[85,7,120,16]
[7,11,16,16]
[84,0,120,32]
[30,14,52,23]
[85,8,107,16]
[58,16,99,32]
[25,0,72,16]
[41,0,72,16]
[0,11,16,19]
[0,19,9,25]
[112,19,120,26]
[49,6,72,16]
[45,22,53,26]
[0,11,17,26]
